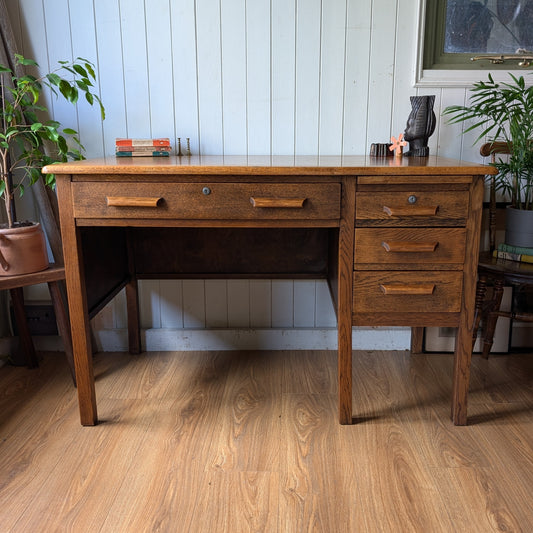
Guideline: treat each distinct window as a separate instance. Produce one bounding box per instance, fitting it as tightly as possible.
[415,0,533,86]
[424,0,533,70]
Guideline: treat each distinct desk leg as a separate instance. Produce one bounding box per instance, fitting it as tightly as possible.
[451,175,484,426]
[452,319,472,425]
[57,178,97,426]
[338,178,355,424]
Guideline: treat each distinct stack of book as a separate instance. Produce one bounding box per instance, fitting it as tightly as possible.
[493,243,533,264]
[115,138,172,157]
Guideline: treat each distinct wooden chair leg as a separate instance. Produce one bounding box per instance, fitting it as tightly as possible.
[482,277,504,358]
[48,280,76,386]
[9,287,38,368]
[472,274,487,350]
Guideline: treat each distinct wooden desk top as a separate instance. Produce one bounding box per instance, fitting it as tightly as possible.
[43,155,495,177]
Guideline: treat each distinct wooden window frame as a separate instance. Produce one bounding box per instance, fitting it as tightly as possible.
[415,0,529,87]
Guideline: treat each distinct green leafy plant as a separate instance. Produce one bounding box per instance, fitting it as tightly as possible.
[443,73,533,210]
[0,54,105,228]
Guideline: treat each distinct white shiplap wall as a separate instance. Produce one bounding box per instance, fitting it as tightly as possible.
[6,0,492,351]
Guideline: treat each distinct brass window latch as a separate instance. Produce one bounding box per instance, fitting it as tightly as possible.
[471,49,533,68]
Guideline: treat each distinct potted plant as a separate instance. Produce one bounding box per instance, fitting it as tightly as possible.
[443,72,533,247]
[0,54,104,275]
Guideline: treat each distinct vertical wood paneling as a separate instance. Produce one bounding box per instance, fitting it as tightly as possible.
[438,88,467,158]
[145,2,174,140]
[113,288,128,330]
[342,0,372,155]
[315,280,336,327]
[271,0,296,155]
[250,280,272,328]
[227,280,250,327]
[205,280,228,328]
[294,0,321,154]
[391,0,420,138]
[120,0,150,137]
[139,280,161,329]
[42,0,77,138]
[318,0,346,155]
[159,280,183,328]
[195,0,223,154]
[220,0,247,155]
[93,0,127,156]
[183,280,206,328]
[67,0,104,157]
[272,280,294,328]
[170,1,200,154]
[246,0,271,155]
[366,0,398,145]
[294,281,316,327]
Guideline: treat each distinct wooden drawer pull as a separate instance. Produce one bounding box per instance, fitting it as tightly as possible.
[381,241,438,253]
[379,283,435,295]
[250,197,306,208]
[382,205,438,216]
[106,196,162,208]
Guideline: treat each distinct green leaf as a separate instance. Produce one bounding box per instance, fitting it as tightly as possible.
[29,167,41,185]
[30,122,43,131]
[73,64,88,78]
[46,73,62,86]
[62,128,78,135]
[84,62,95,79]
[57,135,68,154]
[75,79,89,92]
[15,54,38,67]
[59,79,72,100]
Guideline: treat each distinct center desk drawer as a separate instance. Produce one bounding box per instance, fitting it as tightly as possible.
[71,182,341,220]
[356,190,469,226]
[354,228,466,266]
[353,271,463,314]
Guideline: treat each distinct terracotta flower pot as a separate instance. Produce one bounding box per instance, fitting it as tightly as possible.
[0,222,49,276]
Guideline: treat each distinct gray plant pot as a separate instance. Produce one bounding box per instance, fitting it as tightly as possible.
[505,207,533,248]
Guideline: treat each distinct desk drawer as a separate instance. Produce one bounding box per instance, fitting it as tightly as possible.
[72,182,341,220]
[355,190,468,226]
[354,228,466,266]
[353,271,463,314]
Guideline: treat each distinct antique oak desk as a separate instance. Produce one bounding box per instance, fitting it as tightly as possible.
[44,155,493,426]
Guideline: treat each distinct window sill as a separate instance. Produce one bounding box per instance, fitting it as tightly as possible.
[414,68,532,88]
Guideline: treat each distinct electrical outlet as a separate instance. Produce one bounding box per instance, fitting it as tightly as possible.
[10,302,58,336]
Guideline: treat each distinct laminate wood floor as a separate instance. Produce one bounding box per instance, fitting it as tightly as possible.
[0,348,532,532]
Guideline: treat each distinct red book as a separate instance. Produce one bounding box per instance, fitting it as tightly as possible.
[115,138,171,147]
[116,145,172,152]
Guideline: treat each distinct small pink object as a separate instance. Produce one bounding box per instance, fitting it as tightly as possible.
[389,133,407,157]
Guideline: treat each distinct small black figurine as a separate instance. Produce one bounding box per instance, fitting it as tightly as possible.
[404,95,436,157]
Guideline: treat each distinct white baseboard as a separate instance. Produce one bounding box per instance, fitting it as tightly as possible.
[2,323,529,359]
[12,327,412,353]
